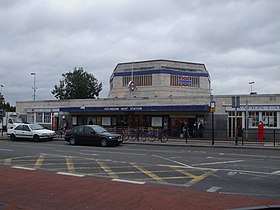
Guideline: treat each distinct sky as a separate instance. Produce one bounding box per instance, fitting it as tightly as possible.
[0,0,280,105]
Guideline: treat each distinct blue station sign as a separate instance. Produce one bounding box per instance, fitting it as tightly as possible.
[60,105,210,112]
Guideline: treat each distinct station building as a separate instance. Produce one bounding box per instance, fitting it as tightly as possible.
[16,59,280,138]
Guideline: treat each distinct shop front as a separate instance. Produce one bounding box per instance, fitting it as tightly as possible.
[225,105,280,139]
[60,105,210,137]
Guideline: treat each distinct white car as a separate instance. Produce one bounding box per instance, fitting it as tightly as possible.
[8,123,55,141]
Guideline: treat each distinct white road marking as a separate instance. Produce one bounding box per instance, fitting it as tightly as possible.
[271,170,280,175]
[207,186,221,192]
[56,172,85,177]
[12,166,35,171]
[81,150,147,156]
[227,172,237,176]
[0,149,12,152]
[79,153,99,156]
[153,154,192,167]
[192,160,244,166]
[112,179,145,185]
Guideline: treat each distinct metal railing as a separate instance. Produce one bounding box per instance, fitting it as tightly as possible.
[105,126,280,147]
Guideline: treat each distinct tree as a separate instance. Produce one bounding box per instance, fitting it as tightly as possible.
[0,94,15,111]
[52,67,102,100]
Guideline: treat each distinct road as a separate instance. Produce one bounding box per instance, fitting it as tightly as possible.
[0,138,280,209]
[1,138,280,198]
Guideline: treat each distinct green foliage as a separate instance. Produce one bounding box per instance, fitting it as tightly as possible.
[0,94,15,111]
[52,67,102,100]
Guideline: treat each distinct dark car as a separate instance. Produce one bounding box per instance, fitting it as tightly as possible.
[65,125,123,147]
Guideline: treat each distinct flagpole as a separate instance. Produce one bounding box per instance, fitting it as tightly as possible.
[130,61,134,98]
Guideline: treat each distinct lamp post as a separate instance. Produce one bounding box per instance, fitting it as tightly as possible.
[0,84,4,136]
[249,81,254,94]
[31,72,37,101]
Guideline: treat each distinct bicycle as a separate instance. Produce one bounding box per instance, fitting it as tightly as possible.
[113,127,130,141]
[129,127,147,142]
[55,129,66,139]
[147,128,168,143]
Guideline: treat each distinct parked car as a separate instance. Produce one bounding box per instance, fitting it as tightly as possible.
[65,125,123,147]
[7,123,55,141]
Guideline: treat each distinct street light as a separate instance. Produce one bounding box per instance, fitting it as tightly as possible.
[0,84,4,136]
[31,72,37,101]
[249,81,254,94]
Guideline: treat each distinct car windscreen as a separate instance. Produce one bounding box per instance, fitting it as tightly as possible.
[29,124,44,130]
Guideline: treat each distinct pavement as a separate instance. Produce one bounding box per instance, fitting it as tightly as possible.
[0,166,280,210]
[1,131,280,209]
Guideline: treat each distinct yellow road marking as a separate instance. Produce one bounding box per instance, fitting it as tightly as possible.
[132,163,168,184]
[171,166,216,187]
[97,161,119,179]
[34,154,45,169]
[66,156,75,173]
[1,154,217,188]
[185,170,215,187]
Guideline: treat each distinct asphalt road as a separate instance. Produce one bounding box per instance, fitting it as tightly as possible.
[1,138,280,202]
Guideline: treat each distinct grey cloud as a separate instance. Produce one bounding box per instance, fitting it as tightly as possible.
[0,0,280,105]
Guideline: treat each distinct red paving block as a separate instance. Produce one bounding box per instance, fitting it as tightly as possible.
[0,166,279,210]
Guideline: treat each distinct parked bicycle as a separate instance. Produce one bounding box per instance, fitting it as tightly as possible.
[129,127,147,142]
[147,128,168,143]
[55,127,66,139]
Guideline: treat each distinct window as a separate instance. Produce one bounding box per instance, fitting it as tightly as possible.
[22,125,30,131]
[15,125,24,130]
[36,113,43,123]
[27,113,34,124]
[73,127,84,133]
[170,75,200,87]
[228,111,242,116]
[262,112,277,128]
[248,112,259,127]
[44,113,51,123]
[248,111,277,128]
[123,75,152,87]
[84,126,93,134]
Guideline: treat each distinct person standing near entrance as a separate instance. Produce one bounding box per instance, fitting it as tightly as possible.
[183,121,190,143]
[198,121,204,138]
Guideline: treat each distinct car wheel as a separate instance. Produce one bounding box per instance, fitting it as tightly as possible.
[10,134,16,141]
[69,137,76,145]
[33,135,40,142]
[100,138,108,147]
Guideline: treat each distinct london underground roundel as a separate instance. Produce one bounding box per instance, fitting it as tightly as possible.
[179,76,191,87]
[128,81,136,91]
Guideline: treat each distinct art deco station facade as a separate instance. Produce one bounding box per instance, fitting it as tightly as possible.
[16,59,280,138]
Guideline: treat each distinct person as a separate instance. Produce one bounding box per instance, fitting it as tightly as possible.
[193,122,197,137]
[198,120,204,138]
[183,121,190,143]
[88,119,93,125]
